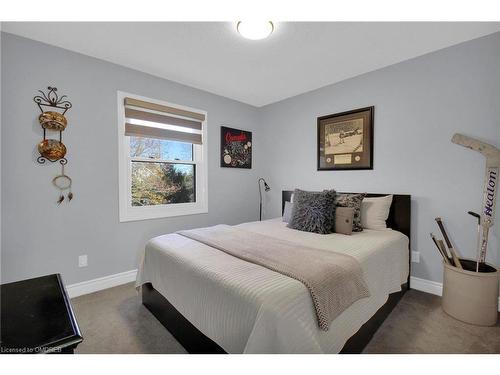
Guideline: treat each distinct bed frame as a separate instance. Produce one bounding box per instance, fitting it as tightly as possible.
[142,191,411,354]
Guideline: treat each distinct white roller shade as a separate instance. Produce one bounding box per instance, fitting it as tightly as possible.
[124,97,204,144]
[124,123,202,144]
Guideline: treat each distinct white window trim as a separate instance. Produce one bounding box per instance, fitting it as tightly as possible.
[117,91,208,222]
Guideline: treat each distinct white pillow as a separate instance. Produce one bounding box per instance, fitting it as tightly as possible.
[361,195,393,230]
[282,201,293,223]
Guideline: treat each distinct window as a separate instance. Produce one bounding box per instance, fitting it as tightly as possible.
[118,92,207,222]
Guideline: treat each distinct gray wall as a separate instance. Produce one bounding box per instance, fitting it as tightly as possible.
[259,32,500,283]
[2,31,500,287]
[1,33,262,284]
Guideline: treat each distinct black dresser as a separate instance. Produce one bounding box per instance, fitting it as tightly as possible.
[1,274,83,354]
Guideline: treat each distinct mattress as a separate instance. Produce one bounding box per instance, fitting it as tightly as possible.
[136,218,409,353]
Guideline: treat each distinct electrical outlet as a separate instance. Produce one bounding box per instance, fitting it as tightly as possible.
[411,251,420,263]
[78,255,88,268]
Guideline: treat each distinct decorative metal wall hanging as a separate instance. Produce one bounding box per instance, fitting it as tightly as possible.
[34,86,74,204]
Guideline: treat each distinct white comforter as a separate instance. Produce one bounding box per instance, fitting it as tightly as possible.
[136,218,409,353]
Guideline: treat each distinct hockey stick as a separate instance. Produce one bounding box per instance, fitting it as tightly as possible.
[467,211,481,272]
[452,134,499,265]
[430,233,451,264]
[435,217,463,269]
[437,240,452,265]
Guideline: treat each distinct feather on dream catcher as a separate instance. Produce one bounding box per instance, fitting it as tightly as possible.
[34,86,74,204]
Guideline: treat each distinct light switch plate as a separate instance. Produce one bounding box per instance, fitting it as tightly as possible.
[411,251,420,263]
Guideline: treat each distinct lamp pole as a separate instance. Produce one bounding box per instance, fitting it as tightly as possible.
[258,178,270,221]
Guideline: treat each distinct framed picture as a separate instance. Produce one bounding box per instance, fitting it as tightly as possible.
[317,106,374,170]
[220,126,252,168]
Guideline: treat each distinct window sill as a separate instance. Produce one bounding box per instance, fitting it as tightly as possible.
[119,203,208,222]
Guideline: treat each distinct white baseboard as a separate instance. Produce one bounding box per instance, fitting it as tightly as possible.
[409,276,443,296]
[410,276,500,311]
[66,269,137,298]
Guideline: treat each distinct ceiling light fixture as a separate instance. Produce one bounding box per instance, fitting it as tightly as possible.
[236,21,274,40]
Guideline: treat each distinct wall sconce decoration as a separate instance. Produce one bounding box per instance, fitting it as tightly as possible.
[34,86,71,165]
[34,86,74,204]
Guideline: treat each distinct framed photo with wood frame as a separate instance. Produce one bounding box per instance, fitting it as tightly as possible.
[317,106,374,170]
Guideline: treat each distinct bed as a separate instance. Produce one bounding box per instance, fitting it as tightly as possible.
[136,191,411,353]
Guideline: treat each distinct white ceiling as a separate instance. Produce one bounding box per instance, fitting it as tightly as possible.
[4,22,500,107]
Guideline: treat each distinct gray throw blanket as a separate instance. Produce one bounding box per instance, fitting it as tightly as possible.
[178,225,370,331]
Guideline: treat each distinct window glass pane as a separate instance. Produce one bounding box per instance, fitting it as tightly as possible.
[130,137,193,161]
[131,161,195,206]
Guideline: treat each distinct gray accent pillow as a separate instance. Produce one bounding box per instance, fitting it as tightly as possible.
[287,189,336,234]
[282,201,293,223]
[336,193,366,232]
[335,207,354,235]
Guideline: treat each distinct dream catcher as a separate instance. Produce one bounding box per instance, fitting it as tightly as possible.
[53,165,73,204]
[34,86,74,204]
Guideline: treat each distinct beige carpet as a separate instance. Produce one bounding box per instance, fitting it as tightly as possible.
[71,283,500,354]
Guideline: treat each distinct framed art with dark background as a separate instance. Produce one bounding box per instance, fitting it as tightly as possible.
[317,106,374,170]
[220,126,252,168]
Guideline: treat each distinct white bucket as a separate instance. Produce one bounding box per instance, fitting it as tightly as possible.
[442,258,499,326]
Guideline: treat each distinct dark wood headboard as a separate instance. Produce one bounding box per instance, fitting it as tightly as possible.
[282,190,411,245]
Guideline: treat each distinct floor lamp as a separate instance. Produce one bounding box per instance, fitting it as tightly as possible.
[258,178,271,221]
